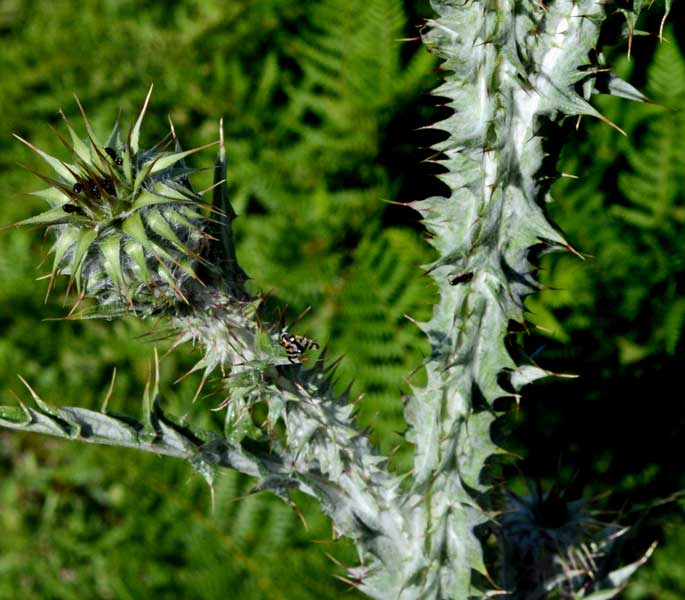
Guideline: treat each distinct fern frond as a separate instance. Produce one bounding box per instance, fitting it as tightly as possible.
[328,228,435,451]
[615,30,685,228]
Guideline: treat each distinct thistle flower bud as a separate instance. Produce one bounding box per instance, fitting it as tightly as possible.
[12,86,217,316]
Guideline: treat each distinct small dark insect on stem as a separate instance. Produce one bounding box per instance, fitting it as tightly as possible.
[62,203,85,215]
[450,272,474,286]
[101,177,115,195]
[105,146,123,166]
[88,180,102,200]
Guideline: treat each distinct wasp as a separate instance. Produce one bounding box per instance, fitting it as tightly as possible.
[279,332,319,363]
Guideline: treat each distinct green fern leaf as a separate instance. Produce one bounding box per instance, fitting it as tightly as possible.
[616,30,685,229]
[327,228,436,453]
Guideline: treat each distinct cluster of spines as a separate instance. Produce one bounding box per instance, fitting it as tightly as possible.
[10,87,219,314]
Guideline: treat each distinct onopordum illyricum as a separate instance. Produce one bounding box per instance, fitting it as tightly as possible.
[0,0,669,597]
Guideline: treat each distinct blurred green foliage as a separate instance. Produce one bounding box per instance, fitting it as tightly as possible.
[1,0,684,597]
[627,503,685,600]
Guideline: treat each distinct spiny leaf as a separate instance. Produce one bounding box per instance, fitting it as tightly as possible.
[105,112,122,150]
[12,134,78,183]
[30,187,72,207]
[131,189,189,210]
[146,141,218,175]
[71,228,98,292]
[121,212,151,246]
[129,84,154,155]
[144,211,198,259]
[60,110,92,163]
[100,234,125,292]
[123,239,152,282]
[13,206,85,227]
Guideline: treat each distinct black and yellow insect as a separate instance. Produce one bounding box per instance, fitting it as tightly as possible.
[279,332,319,363]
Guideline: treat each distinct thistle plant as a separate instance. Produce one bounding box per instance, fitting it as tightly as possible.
[0,0,668,598]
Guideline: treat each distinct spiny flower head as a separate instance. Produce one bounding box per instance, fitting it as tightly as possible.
[12,86,217,315]
[500,480,633,597]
